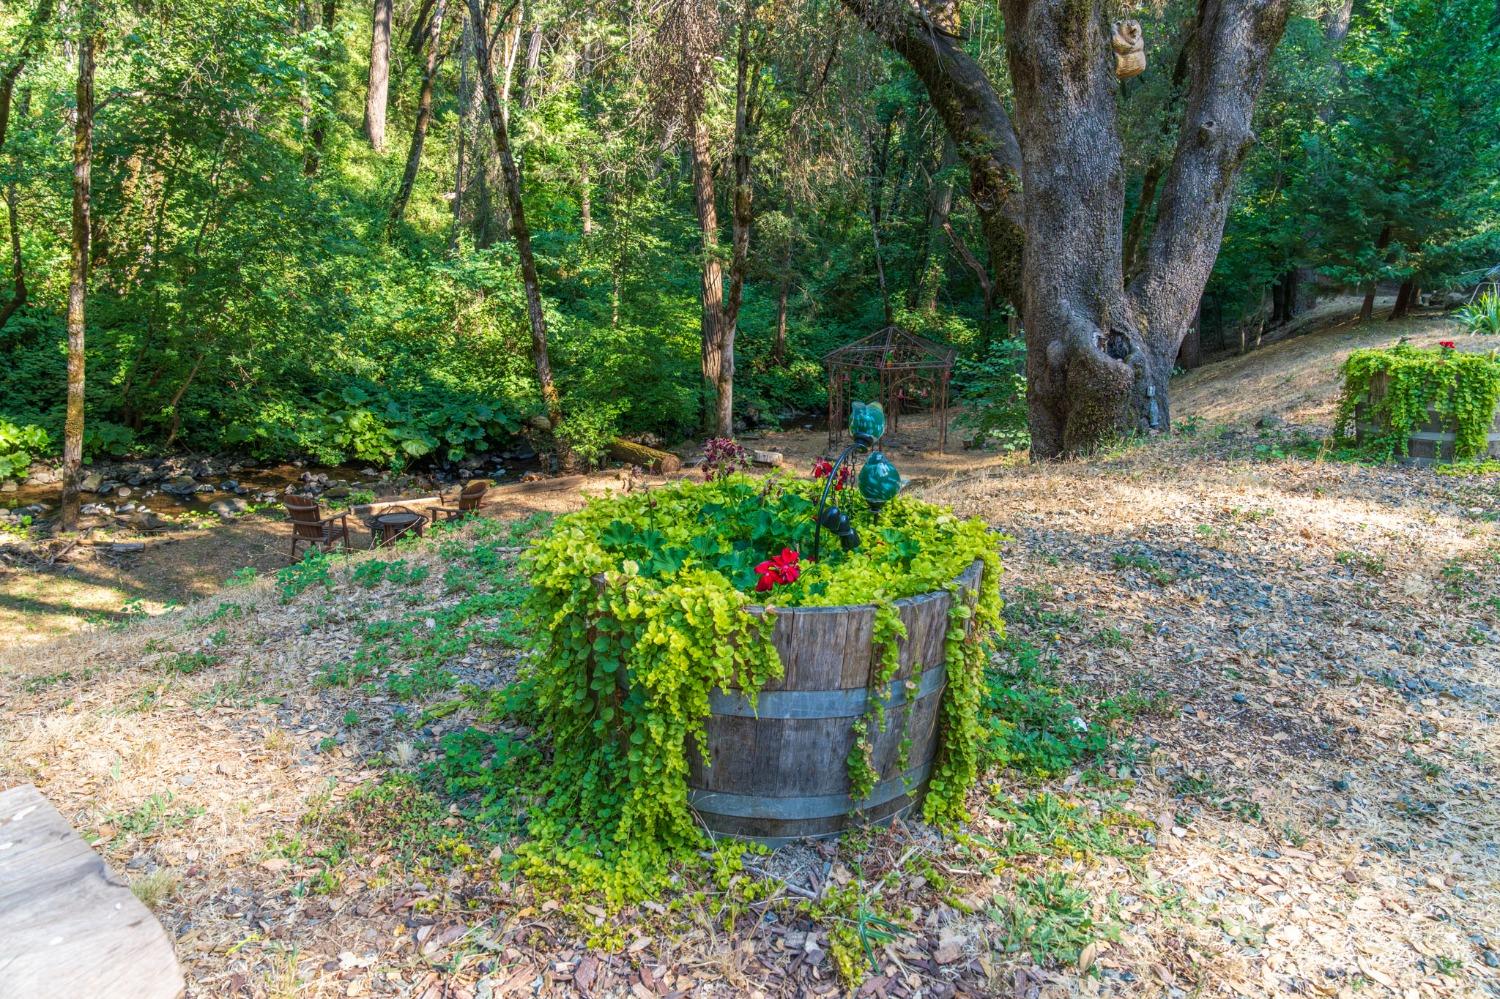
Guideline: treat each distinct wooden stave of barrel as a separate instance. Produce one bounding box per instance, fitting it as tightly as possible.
[685,559,985,845]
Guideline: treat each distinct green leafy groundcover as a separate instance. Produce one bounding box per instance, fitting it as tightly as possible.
[1336,343,1500,461]
[520,473,1003,900]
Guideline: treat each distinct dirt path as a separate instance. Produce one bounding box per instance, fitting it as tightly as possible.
[0,471,652,647]
[1172,307,1472,428]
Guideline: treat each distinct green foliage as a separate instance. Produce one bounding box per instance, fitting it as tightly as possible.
[981,639,1118,778]
[351,558,430,589]
[276,550,337,601]
[1336,343,1500,461]
[1204,0,1500,344]
[986,792,1150,862]
[988,871,1117,966]
[422,728,542,841]
[1456,293,1500,336]
[0,420,48,481]
[519,474,1003,900]
[163,650,220,675]
[556,400,624,469]
[316,517,539,694]
[954,339,1029,451]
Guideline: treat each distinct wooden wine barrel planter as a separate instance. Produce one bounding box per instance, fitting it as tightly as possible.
[684,558,985,845]
[1355,374,1500,465]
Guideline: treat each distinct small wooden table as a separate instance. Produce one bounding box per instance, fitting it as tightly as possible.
[372,510,426,547]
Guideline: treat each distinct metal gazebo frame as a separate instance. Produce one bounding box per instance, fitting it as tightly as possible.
[823,326,957,452]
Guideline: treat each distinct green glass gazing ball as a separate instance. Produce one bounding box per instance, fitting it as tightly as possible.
[849,401,886,445]
[858,449,902,510]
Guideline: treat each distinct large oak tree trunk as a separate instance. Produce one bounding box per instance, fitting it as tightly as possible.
[467,0,572,468]
[364,0,393,151]
[849,0,1289,457]
[61,30,94,532]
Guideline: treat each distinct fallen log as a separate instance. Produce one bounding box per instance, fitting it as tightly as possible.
[608,439,682,474]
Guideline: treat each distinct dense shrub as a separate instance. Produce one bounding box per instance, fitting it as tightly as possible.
[954,339,1029,451]
[1336,343,1500,460]
[1457,292,1500,336]
[0,421,50,482]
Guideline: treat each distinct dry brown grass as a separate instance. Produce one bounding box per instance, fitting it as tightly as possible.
[3,315,1499,996]
[1173,307,1478,428]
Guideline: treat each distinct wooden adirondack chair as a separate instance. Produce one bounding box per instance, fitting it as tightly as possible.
[283,495,352,558]
[432,479,489,522]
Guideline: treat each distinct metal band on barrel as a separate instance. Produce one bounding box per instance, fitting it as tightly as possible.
[706,664,947,720]
[688,763,932,821]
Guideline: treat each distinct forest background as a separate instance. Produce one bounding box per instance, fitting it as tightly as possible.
[0,0,1495,473]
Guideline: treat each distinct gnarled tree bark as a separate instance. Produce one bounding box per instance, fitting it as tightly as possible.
[845,0,1290,457]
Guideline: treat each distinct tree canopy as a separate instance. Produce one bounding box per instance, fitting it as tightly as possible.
[0,0,1496,470]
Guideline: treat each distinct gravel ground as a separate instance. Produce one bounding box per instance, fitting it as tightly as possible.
[928,431,1500,998]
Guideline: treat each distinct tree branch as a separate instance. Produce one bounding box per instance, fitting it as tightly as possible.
[840,0,1025,306]
[1130,0,1292,359]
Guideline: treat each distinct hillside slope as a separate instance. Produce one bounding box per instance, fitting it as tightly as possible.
[1173,306,1475,428]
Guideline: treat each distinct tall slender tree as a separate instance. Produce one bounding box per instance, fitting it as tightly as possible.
[390,0,447,225]
[466,0,573,467]
[304,0,337,174]
[660,0,759,438]
[364,0,393,151]
[0,1,51,329]
[60,19,95,531]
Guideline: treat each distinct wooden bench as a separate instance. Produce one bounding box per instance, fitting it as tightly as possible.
[0,784,184,999]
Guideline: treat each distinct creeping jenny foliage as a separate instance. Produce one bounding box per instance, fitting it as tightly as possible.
[521,474,1003,901]
[1337,344,1500,461]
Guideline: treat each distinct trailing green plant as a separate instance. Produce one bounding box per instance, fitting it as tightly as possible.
[1456,292,1500,336]
[519,473,1003,901]
[1336,343,1500,461]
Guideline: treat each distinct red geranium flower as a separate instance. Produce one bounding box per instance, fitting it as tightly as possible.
[812,460,852,491]
[755,548,801,592]
[1438,340,1456,350]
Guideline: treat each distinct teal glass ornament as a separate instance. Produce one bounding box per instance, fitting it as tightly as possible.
[849,401,886,446]
[858,449,902,512]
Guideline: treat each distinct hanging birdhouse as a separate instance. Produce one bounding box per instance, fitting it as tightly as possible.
[1112,20,1146,79]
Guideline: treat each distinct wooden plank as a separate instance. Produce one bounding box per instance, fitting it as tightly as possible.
[838,606,877,689]
[760,608,796,692]
[0,784,184,999]
[774,608,850,689]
